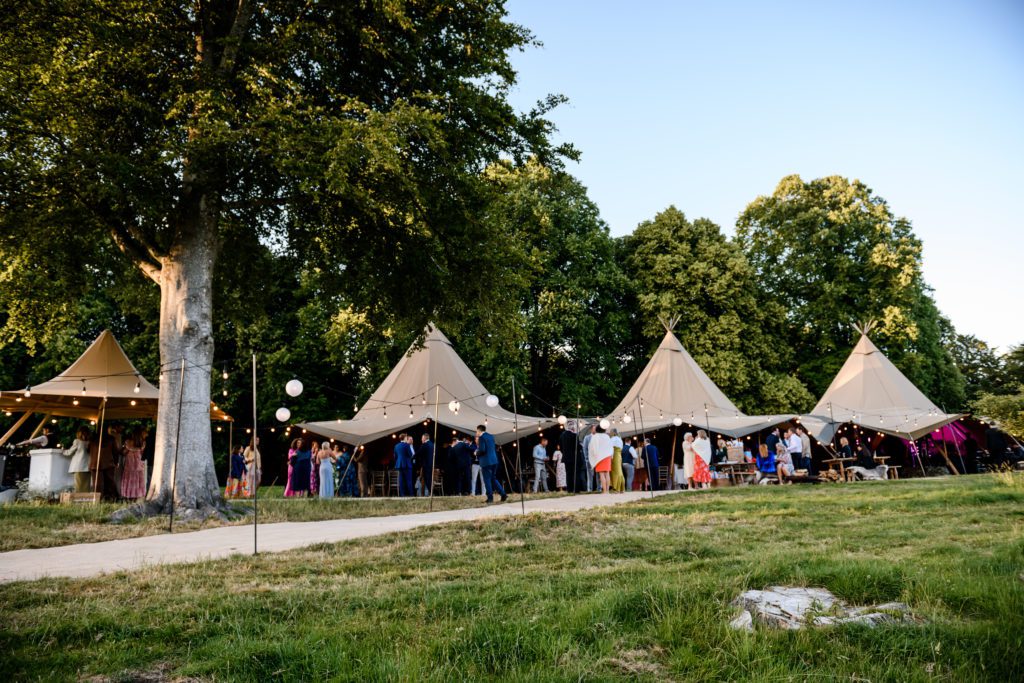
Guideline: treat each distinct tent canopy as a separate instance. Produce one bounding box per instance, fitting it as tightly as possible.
[300,324,554,446]
[0,330,231,421]
[606,325,793,438]
[801,332,961,443]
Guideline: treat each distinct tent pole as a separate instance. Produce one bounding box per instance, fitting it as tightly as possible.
[92,400,107,498]
[942,407,968,475]
[915,437,927,478]
[636,397,654,500]
[429,384,440,512]
[828,402,838,452]
[169,357,186,533]
[28,413,51,440]
[511,376,525,515]
[668,426,678,491]
[0,412,32,447]
[252,353,258,555]
[573,400,580,494]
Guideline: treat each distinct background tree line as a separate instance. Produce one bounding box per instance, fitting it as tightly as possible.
[4,167,1020,437]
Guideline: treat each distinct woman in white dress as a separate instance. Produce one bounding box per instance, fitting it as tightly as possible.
[692,429,713,489]
[681,432,695,489]
[552,449,567,491]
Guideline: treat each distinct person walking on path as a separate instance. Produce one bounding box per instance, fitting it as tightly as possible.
[588,425,613,494]
[609,428,625,492]
[532,437,550,493]
[475,424,507,504]
[692,430,713,489]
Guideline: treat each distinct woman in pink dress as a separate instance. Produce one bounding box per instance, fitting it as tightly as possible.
[119,428,147,500]
[284,438,301,497]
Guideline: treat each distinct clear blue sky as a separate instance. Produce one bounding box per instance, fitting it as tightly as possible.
[505,0,1024,350]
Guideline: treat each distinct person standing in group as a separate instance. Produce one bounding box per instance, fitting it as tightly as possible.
[354,445,371,497]
[609,428,625,492]
[620,436,636,491]
[289,438,312,498]
[797,425,813,474]
[337,443,359,497]
[119,428,147,501]
[680,432,695,490]
[475,424,507,504]
[393,433,414,497]
[317,441,336,499]
[785,427,803,473]
[532,437,550,493]
[588,425,613,494]
[243,436,261,497]
[632,438,648,490]
[225,445,248,499]
[63,427,91,493]
[643,438,660,490]
[552,446,567,492]
[765,427,781,463]
[456,435,475,495]
[581,424,596,492]
[692,430,713,489]
[284,438,300,497]
[309,440,321,497]
[417,433,437,497]
[558,421,581,493]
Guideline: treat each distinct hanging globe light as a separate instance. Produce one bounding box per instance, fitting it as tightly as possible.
[275,407,291,422]
[557,415,567,425]
[673,417,683,427]
[623,414,633,424]
[285,379,303,397]
[599,418,610,430]
[485,394,500,408]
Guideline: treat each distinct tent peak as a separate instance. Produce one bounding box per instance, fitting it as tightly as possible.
[658,315,681,333]
[852,319,878,337]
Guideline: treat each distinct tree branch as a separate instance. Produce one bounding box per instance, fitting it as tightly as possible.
[217,0,253,77]
[109,226,163,284]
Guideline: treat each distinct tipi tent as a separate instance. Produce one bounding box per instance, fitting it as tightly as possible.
[0,330,231,422]
[800,327,962,444]
[606,321,793,438]
[299,325,554,445]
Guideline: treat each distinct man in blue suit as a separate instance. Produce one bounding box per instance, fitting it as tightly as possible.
[417,433,436,496]
[394,433,415,497]
[643,438,660,490]
[475,424,507,504]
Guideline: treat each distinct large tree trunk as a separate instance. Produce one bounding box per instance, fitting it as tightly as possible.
[146,217,220,511]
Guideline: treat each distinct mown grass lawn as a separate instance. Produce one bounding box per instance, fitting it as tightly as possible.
[2,475,1023,681]
[0,487,567,552]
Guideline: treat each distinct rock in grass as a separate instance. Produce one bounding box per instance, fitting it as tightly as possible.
[730,586,917,630]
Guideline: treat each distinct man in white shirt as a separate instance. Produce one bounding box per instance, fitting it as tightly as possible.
[532,437,550,493]
[785,428,802,472]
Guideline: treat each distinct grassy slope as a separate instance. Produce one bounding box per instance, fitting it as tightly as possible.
[0,488,567,552]
[2,475,1023,682]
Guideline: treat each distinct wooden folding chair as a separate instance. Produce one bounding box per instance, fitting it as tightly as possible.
[371,470,387,497]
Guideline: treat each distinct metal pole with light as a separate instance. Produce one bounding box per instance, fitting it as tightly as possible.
[252,354,258,555]
[429,384,440,512]
[635,397,654,500]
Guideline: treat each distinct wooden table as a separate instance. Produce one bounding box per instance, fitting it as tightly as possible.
[822,456,855,481]
[716,461,757,486]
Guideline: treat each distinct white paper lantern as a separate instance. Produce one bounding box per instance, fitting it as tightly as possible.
[448,400,460,413]
[485,394,500,408]
[276,407,291,422]
[285,379,304,397]
[599,418,610,430]
[557,414,567,425]
[672,417,683,427]
[623,414,632,424]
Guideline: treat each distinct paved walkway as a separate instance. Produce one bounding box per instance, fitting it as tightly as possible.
[0,491,676,583]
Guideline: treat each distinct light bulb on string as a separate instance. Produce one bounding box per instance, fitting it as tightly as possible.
[222,370,229,380]
[134,377,141,393]
[222,389,228,397]
[409,405,414,419]
[421,394,427,405]
[24,386,31,398]
[81,381,87,395]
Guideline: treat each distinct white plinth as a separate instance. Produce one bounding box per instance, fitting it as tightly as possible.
[28,448,74,495]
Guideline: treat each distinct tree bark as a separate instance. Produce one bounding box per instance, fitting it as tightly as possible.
[146,211,220,511]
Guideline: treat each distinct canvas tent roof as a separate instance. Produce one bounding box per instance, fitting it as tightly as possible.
[606,328,793,438]
[0,330,231,421]
[800,333,961,443]
[299,325,555,446]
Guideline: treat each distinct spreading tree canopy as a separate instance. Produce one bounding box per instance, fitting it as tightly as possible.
[0,0,568,510]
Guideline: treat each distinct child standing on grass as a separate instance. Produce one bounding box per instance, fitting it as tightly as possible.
[552,448,567,492]
[225,445,248,498]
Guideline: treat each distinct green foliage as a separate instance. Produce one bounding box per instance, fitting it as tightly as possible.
[973,388,1024,438]
[622,207,814,413]
[736,174,965,407]
[948,333,1009,403]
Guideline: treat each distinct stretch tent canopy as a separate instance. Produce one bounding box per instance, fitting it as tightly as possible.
[800,329,962,443]
[0,330,231,421]
[605,323,793,438]
[299,324,555,446]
